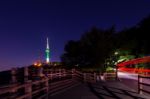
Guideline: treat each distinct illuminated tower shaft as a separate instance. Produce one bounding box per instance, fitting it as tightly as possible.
[46,37,50,63]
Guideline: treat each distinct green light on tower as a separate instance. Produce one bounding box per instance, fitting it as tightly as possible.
[46,37,50,63]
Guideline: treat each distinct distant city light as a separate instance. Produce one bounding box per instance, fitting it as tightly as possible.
[34,62,42,67]
[34,62,37,66]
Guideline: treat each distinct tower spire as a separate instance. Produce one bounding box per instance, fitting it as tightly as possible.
[46,37,50,63]
[47,37,49,49]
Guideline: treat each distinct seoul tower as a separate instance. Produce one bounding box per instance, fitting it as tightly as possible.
[45,37,50,63]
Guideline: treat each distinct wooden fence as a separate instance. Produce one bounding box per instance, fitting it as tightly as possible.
[103,72,116,81]
[138,75,150,96]
[0,68,79,99]
[0,68,99,99]
[0,67,117,99]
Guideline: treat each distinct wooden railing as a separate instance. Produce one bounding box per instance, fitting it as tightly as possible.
[74,70,98,83]
[0,69,83,99]
[0,71,77,99]
[0,68,115,99]
[103,72,116,81]
[0,79,49,99]
[83,73,96,83]
[74,70,84,82]
[138,75,150,96]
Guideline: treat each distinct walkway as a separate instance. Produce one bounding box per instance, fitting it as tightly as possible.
[49,83,99,99]
[49,81,149,99]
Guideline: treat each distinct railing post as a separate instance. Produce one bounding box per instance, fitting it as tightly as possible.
[138,74,140,94]
[45,78,49,91]
[83,73,86,82]
[72,69,75,79]
[10,68,18,98]
[140,75,143,94]
[25,80,32,99]
[59,69,61,78]
[11,68,17,84]
[45,78,49,98]
[63,69,66,77]
[115,65,118,80]
[94,72,96,82]
[138,74,143,94]
[50,71,53,80]
[100,73,104,81]
[38,67,43,77]
[24,67,29,82]
[103,73,106,81]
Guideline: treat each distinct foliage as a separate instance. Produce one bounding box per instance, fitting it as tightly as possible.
[106,66,114,72]
[61,27,116,71]
[61,15,150,71]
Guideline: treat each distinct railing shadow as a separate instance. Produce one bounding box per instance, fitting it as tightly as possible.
[88,82,146,99]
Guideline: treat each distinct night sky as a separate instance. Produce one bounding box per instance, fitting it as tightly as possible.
[0,0,150,71]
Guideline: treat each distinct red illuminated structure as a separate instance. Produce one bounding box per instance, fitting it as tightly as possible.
[117,56,150,73]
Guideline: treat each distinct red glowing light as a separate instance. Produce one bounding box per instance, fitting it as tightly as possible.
[117,56,150,73]
[117,56,150,67]
[119,67,150,73]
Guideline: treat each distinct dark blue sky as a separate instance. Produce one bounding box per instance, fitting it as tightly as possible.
[0,0,150,71]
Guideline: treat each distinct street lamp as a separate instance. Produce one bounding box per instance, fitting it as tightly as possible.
[114,51,119,80]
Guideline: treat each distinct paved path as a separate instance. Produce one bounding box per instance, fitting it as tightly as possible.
[49,81,149,99]
[118,71,150,97]
[90,81,149,99]
[49,83,99,99]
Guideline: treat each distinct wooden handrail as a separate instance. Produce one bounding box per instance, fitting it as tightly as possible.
[138,75,150,79]
[0,69,84,99]
[32,87,47,95]
[140,89,150,94]
[138,74,150,95]
[139,82,150,87]
[16,93,31,99]
[32,79,48,85]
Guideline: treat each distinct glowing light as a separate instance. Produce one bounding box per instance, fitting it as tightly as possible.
[117,56,150,74]
[34,62,37,66]
[114,51,119,55]
[34,62,42,67]
[119,67,150,73]
[38,63,42,67]
[117,56,150,67]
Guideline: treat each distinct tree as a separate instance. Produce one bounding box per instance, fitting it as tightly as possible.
[61,15,150,71]
[61,27,116,72]
[61,40,81,69]
[117,15,150,57]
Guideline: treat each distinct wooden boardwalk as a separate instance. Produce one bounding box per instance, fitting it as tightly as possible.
[1,67,150,99]
[50,81,149,99]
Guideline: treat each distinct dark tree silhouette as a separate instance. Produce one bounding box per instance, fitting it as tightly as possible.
[61,15,150,70]
[61,27,116,71]
[117,15,150,57]
[61,40,82,69]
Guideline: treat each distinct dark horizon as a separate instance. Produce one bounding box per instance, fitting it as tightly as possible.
[0,0,150,71]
